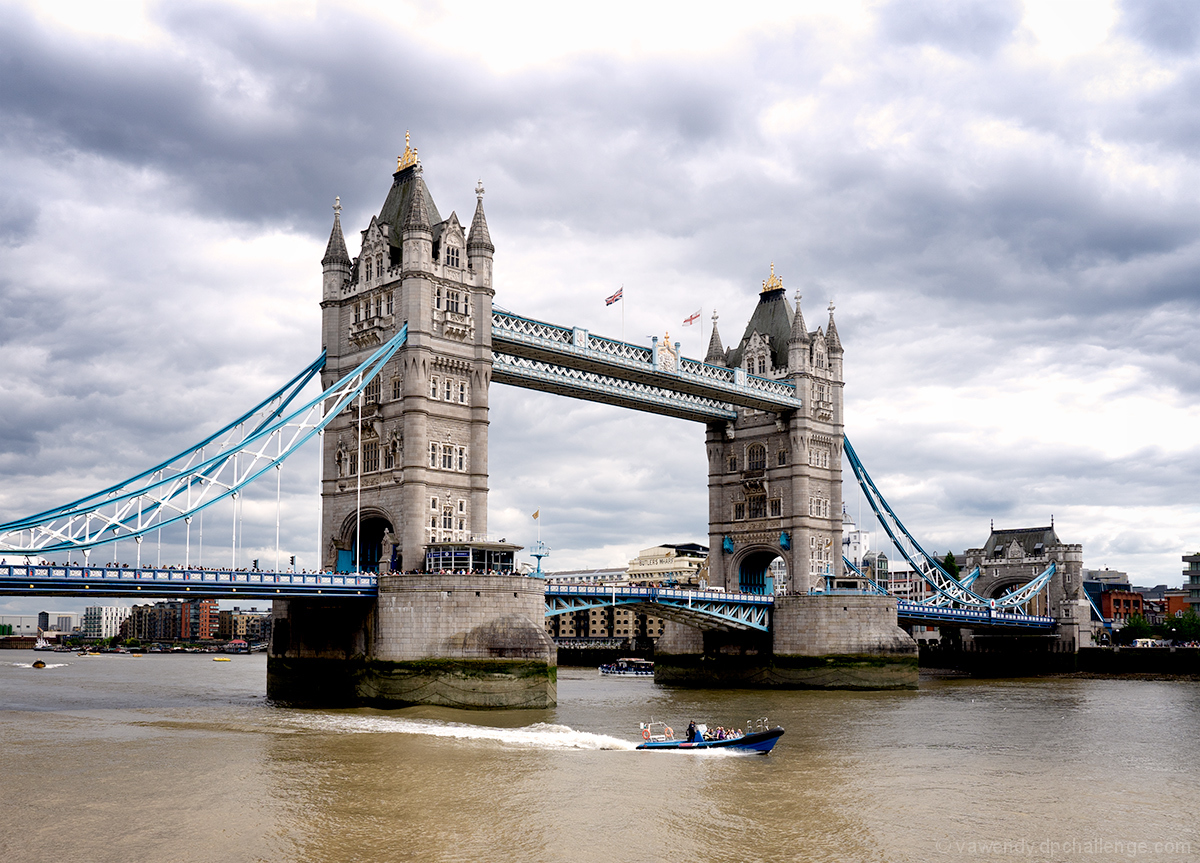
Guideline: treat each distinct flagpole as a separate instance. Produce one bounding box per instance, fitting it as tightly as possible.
[621,284,625,343]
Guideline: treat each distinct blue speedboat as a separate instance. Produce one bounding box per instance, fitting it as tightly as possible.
[636,719,784,754]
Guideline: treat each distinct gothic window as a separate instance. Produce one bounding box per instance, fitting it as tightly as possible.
[728,455,737,472]
[757,357,766,375]
[809,445,830,468]
[430,376,439,399]
[458,519,465,531]
[442,508,454,530]
[446,246,460,268]
[375,254,382,278]
[386,291,394,316]
[734,502,745,520]
[383,445,394,470]
[348,452,358,475]
[430,516,437,530]
[816,351,826,369]
[748,495,767,519]
[747,444,766,472]
[446,290,461,313]
[354,303,361,324]
[457,446,466,471]
[365,259,372,281]
[364,377,380,403]
[429,443,438,468]
[441,446,454,470]
[436,286,443,309]
[777,450,787,466]
[458,500,466,513]
[392,378,402,400]
[770,498,782,517]
[431,497,438,510]
[362,441,379,473]
[458,382,467,404]
[443,379,453,401]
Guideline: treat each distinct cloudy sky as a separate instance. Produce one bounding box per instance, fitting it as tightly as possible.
[2,0,1199,616]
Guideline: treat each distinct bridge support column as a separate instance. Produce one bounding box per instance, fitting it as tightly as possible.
[770,595,917,689]
[268,574,556,708]
[652,595,916,690]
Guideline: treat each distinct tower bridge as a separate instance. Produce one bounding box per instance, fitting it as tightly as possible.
[0,138,1094,707]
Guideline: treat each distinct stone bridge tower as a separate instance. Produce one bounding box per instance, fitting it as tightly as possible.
[319,136,495,574]
[704,266,845,595]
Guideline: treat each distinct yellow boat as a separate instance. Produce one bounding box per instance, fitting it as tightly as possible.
[213,657,232,662]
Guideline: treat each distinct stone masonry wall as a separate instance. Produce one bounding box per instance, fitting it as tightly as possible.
[773,594,916,657]
[373,572,554,663]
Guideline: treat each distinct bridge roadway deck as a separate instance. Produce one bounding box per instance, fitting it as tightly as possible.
[0,564,377,600]
[0,565,1057,630]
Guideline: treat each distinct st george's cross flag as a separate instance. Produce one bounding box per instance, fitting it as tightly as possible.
[683,309,701,326]
[605,287,623,306]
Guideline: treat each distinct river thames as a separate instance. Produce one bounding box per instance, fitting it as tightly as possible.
[1,655,1197,862]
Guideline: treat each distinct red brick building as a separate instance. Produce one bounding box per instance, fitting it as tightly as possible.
[1101,590,1143,622]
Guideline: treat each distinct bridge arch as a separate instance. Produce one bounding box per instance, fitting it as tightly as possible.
[337,507,397,573]
[731,545,787,595]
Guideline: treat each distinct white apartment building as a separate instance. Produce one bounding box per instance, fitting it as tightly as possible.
[84,606,131,639]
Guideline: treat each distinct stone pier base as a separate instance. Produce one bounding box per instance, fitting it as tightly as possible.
[654,594,918,691]
[268,574,556,709]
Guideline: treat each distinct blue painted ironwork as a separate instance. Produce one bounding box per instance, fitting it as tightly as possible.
[491,311,804,416]
[0,326,408,556]
[545,584,772,632]
[0,563,376,599]
[844,437,1053,612]
[896,599,1054,629]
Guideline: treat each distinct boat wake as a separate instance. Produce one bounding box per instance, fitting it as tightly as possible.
[283,714,638,751]
[12,662,69,668]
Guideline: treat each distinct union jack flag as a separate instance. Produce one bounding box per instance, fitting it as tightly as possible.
[605,287,623,306]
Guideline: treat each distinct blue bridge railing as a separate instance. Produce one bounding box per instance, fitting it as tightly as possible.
[0,563,377,599]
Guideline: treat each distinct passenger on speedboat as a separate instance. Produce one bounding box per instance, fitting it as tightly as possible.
[686,720,698,743]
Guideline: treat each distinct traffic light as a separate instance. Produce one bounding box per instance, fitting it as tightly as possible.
[252,558,259,570]
[290,555,296,566]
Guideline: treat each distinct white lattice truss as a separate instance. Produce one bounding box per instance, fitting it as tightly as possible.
[492,311,803,417]
[0,326,409,556]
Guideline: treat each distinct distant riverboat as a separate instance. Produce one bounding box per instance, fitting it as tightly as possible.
[599,658,654,677]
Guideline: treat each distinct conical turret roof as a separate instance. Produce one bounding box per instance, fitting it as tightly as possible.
[705,313,725,365]
[402,166,431,232]
[322,198,350,266]
[826,302,842,352]
[467,180,494,253]
[789,292,809,343]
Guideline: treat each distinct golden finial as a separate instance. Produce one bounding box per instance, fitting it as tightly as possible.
[397,130,418,172]
[761,262,783,293]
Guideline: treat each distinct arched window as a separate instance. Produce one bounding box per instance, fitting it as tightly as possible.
[375,254,382,277]
[365,258,372,281]
[747,444,766,472]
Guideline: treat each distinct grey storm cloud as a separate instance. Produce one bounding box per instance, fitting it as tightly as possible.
[3,0,1200,611]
